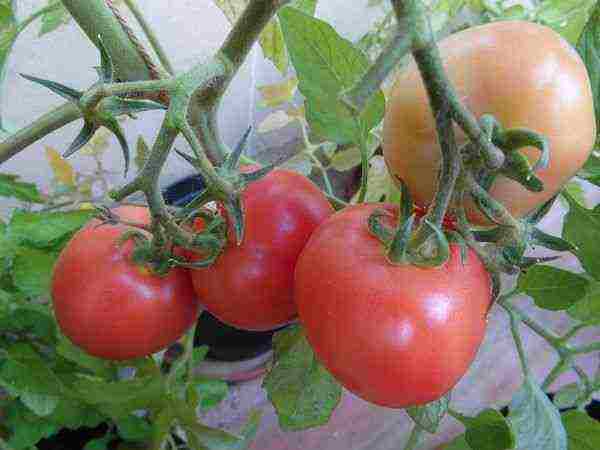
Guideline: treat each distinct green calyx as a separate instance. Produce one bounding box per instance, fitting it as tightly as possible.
[368,180,450,268]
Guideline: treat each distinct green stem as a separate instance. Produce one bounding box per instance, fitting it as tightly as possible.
[560,323,589,343]
[403,425,425,450]
[61,0,155,82]
[464,171,521,228]
[508,309,530,375]
[81,78,174,109]
[342,29,413,113]
[541,358,572,391]
[357,131,369,203]
[219,0,292,71]
[308,152,334,196]
[17,2,62,32]
[0,102,82,165]
[573,341,600,355]
[122,0,175,75]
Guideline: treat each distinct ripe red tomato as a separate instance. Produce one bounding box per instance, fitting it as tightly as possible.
[52,205,199,360]
[295,204,491,408]
[384,21,596,224]
[188,169,334,331]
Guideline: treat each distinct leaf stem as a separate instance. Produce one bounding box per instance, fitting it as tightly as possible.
[357,130,369,203]
[508,308,530,375]
[403,425,425,450]
[122,0,175,75]
[541,358,572,391]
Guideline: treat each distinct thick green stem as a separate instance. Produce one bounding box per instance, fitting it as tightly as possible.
[0,102,82,165]
[61,0,154,82]
[411,44,461,238]
[122,0,175,75]
[81,78,174,110]
[219,0,292,70]
[342,29,413,113]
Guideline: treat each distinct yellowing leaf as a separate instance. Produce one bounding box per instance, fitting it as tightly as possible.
[351,155,391,203]
[260,19,288,74]
[79,128,110,156]
[258,78,298,108]
[286,104,305,120]
[45,147,75,187]
[258,111,295,134]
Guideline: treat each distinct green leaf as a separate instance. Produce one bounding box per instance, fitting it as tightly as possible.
[11,246,59,298]
[0,306,56,343]
[537,0,596,44]
[192,345,210,366]
[351,155,391,203]
[517,265,590,311]
[562,410,600,449]
[561,180,587,208]
[563,194,600,279]
[567,280,600,324]
[195,378,229,412]
[442,433,471,450]
[290,0,317,15]
[262,325,342,431]
[56,334,112,377]
[577,5,600,137]
[116,415,153,442]
[83,435,113,450]
[9,209,95,248]
[553,383,586,410]
[19,391,59,417]
[0,173,45,203]
[463,409,516,450]
[279,7,385,145]
[0,0,17,90]
[508,376,566,450]
[281,152,313,176]
[48,396,106,431]
[406,395,450,434]
[259,19,288,74]
[5,401,59,450]
[134,135,149,172]
[39,1,71,36]
[330,133,379,171]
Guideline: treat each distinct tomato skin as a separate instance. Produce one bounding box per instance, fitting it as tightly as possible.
[384,21,596,224]
[52,206,199,360]
[295,204,491,408]
[188,169,334,331]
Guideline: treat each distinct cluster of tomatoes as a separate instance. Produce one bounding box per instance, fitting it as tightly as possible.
[52,21,595,409]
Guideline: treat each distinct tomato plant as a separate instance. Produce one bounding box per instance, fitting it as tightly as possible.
[384,20,596,224]
[1,0,600,449]
[52,206,199,360]
[188,168,333,331]
[294,204,491,408]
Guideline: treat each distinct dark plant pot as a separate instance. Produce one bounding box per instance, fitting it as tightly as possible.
[163,175,280,381]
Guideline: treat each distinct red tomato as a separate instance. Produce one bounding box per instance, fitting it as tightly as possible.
[188,169,334,331]
[52,206,199,360]
[295,204,491,408]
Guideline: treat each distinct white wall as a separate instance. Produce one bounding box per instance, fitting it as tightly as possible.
[1,0,383,211]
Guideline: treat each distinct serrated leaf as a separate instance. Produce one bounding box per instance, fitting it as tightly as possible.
[508,376,567,450]
[407,395,450,433]
[568,280,600,324]
[553,383,585,409]
[195,378,229,412]
[9,209,95,248]
[116,415,153,442]
[257,110,294,134]
[11,246,59,298]
[258,78,298,108]
[562,410,600,449]
[563,194,600,279]
[279,7,385,145]
[463,409,516,450]
[517,265,589,311]
[135,135,149,171]
[537,0,596,44]
[281,152,313,176]
[0,173,45,203]
[46,146,75,186]
[260,19,288,74]
[262,325,342,431]
[39,1,71,36]
[577,5,600,134]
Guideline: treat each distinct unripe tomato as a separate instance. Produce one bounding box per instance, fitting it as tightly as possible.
[188,169,334,331]
[295,204,491,408]
[52,206,199,360]
[384,21,596,224]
